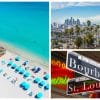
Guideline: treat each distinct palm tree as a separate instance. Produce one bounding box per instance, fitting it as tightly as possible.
[83,34,88,48]
[85,33,94,48]
[65,28,74,47]
[52,40,56,49]
[74,36,83,49]
[65,28,70,47]
[65,29,69,36]
[93,25,100,47]
[96,25,100,29]
[96,25,100,46]
[69,28,74,47]
[90,26,94,31]
[75,25,81,36]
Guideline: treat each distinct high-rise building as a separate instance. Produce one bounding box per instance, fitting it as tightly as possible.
[70,17,73,25]
[65,19,69,26]
[73,19,75,24]
[52,22,58,29]
[64,17,81,27]
[77,19,80,25]
[51,17,81,32]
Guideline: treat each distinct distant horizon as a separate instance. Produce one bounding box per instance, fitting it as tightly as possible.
[51,2,100,25]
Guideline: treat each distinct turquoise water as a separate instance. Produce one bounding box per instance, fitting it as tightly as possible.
[0,2,49,62]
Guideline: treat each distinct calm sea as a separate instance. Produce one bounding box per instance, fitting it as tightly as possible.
[0,2,49,62]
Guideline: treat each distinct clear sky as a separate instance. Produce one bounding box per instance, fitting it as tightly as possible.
[51,2,100,24]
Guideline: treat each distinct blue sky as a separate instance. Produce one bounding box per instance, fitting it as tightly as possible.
[51,2,100,24]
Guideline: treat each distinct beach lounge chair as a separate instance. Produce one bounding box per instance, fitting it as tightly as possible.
[33,77,41,84]
[34,67,41,73]
[38,81,45,88]
[31,67,36,71]
[35,92,43,98]
[44,84,49,90]
[43,74,49,80]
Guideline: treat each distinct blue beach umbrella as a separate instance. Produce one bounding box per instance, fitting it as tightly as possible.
[20,81,30,90]
[33,77,41,84]
[15,56,20,61]
[15,66,21,72]
[19,68,25,74]
[7,61,13,67]
[23,71,30,78]
[44,84,49,90]
[38,80,45,88]
[35,92,43,99]
[11,63,17,69]
[20,82,26,87]
[43,74,49,80]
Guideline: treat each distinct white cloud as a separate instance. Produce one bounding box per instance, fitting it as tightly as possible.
[51,2,100,10]
[80,15,100,24]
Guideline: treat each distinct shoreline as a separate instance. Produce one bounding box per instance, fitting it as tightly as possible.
[0,40,48,68]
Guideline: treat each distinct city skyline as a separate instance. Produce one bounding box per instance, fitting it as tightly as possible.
[51,17,81,25]
[51,2,100,24]
[51,17,81,32]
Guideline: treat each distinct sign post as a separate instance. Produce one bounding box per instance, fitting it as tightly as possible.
[67,52,100,81]
[67,76,100,95]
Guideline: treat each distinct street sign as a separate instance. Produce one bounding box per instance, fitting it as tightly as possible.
[67,52,100,81]
[67,76,100,95]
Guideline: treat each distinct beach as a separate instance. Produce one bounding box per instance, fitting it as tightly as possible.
[0,40,49,98]
[0,2,49,98]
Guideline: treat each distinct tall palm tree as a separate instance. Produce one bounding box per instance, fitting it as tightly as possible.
[65,28,74,48]
[90,26,94,31]
[65,28,69,36]
[74,36,83,49]
[75,25,81,36]
[83,33,89,48]
[96,25,100,46]
[69,28,74,47]
[85,33,94,48]
[94,26,98,46]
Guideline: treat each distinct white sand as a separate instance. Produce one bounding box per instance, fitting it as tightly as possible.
[0,41,49,98]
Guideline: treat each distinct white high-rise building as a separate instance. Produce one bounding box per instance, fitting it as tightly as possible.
[64,17,81,27]
[77,19,80,25]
